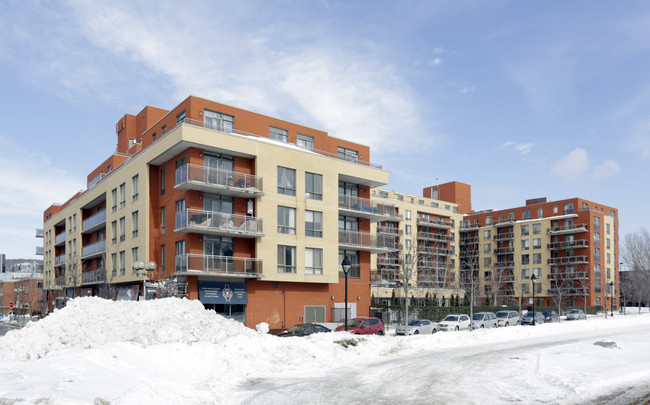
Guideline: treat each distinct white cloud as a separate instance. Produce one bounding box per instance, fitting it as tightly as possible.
[498,141,534,155]
[460,86,476,94]
[552,148,590,181]
[427,58,443,66]
[593,159,621,179]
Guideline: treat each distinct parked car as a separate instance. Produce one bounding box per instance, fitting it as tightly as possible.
[395,319,438,335]
[335,317,385,335]
[566,309,587,320]
[496,310,520,327]
[471,312,498,329]
[542,310,560,323]
[277,323,332,337]
[438,314,471,331]
[521,311,545,325]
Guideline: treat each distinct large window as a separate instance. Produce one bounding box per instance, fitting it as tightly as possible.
[131,247,139,273]
[305,172,322,200]
[278,245,296,273]
[111,221,117,244]
[119,183,126,208]
[521,240,530,250]
[119,251,125,275]
[277,167,296,196]
[305,210,322,237]
[339,250,360,278]
[132,211,139,237]
[119,217,126,241]
[533,223,541,235]
[204,110,234,132]
[337,146,358,163]
[305,248,323,275]
[277,206,296,235]
[112,188,117,212]
[132,174,139,201]
[270,126,288,142]
[483,230,491,240]
[297,133,315,151]
[521,225,529,236]
[533,238,541,249]
[111,253,117,277]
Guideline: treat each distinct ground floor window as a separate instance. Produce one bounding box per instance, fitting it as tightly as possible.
[204,303,245,323]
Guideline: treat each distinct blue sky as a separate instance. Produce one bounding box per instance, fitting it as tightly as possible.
[1,0,649,259]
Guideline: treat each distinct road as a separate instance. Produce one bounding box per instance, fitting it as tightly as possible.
[0,322,18,337]
[236,323,650,405]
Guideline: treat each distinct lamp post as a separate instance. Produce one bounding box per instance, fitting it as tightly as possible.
[134,261,157,301]
[341,256,351,332]
[531,274,537,326]
[609,281,615,317]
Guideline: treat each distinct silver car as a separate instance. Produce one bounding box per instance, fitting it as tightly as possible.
[438,314,471,331]
[471,312,498,329]
[496,310,520,327]
[395,319,438,335]
[566,309,587,320]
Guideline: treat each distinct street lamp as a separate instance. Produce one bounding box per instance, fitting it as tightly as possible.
[531,274,537,326]
[134,261,157,301]
[341,256,351,332]
[609,281,615,317]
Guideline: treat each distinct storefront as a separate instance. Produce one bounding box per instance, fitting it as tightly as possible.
[198,281,247,323]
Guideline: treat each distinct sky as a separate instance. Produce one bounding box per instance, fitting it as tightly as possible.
[1,0,650,259]
[1,297,650,404]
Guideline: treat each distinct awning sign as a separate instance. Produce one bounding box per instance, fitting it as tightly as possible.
[198,281,247,305]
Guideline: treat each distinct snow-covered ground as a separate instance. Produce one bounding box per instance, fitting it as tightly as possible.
[0,298,649,405]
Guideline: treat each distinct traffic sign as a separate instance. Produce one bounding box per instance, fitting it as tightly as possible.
[9,302,14,308]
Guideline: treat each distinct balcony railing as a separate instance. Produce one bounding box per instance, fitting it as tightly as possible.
[338,230,401,253]
[461,237,478,244]
[547,256,589,265]
[174,254,262,277]
[417,216,453,229]
[82,269,106,285]
[175,209,263,238]
[494,247,515,255]
[82,239,106,259]
[35,246,44,255]
[417,232,454,243]
[547,239,589,250]
[376,226,403,235]
[55,231,66,246]
[547,271,589,280]
[82,210,107,234]
[338,195,401,222]
[55,276,66,287]
[493,232,514,241]
[548,223,588,234]
[35,228,44,238]
[418,246,454,256]
[175,164,263,197]
[370,268,399,287]
[55,254,66,266]
[417,261,450,271]
[377,256,402,266]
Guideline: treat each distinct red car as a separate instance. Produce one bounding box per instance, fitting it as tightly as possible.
[335,317,385,335]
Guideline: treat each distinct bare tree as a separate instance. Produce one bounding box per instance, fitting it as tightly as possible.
[459,237,480,329]
[621,229,650,312]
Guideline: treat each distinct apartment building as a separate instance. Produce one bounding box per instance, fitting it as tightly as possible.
[460,197,619,309]
[42,95,400,328]
[369,184,467,306]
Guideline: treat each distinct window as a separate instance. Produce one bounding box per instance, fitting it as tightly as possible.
[521,225,529,236]
[406,210,411,221]
[73,214,77,232]
[523,209,531,220]
[534,283,542,294]
[175,240,186,271]
[176,199,185,213]
[522,254,530,265]
[337,146,358,163]
[484,271,492,281]
[270,126,288,142]
[131,247,139,273]
[595,263,601,277]
[533,223,541,235]
[483,230,491,240]
[606,253,611,264]
[553,204,558,214]
[606,238,611,249]
[484,257,491,267]
[564,202,574,214]
[508,211,515,220]
[111,253,117,277]
[152,133,156,142]
[160,244,166,273]
[533,268,542,277]
[606,223,611,235]
[305,248,323,275]
[162,124,167,135]
[176,157,185,169]
[533,253,541,264]
[111,221,117,244]
[132,174,139,201]
[112,188,117,211]
[297,133,315,151]
[339,250,360,278]
[533,238,541,249]
[305,172,322,200]
[119,251,126,275]
[132,211,139,237]
[305,210,322,237]
[176,110,186,125]
[204,110,234,132]
[486,215,493,225]
[522,268,530,279]
[161,207,166,234]
[161,168,166,195]
[119,183,126,208]
[278,245,296,273]
[277,206,296,235]
[405,225,412,236]
[538,207,543,218]
[594,216,601,231]
[595,248,601,262]
[484,243,491,254]
[594,232,601,246]
[277,167,296,196]
[521,240,530,250]
[119,217,126,241]
[405,239,412,250]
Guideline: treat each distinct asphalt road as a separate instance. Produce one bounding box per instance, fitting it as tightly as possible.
[0,322,18,337]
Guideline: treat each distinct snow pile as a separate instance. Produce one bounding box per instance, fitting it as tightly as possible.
[0,297,260,362]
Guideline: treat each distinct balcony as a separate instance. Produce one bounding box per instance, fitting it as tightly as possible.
[55,276,66,287]
[547,271,589,281]
[547,256,589,265]
[55,254,66,267]
[547,239,589,250]
[175,164,263,197]
[495,219,516,227]
[548,223,588,235]
[417,261,450,271]
[416,216,453,229]
[35,228,44,238]
[376,225,403,235]
[174,254,262,278]
[82,210,107,234]
[417,232,454,243]
[338,195,401,222]
[55,231,66,246]
[338,230,400,253]
[493,232,514,241]
[175,209,263,238]
[494,247,515,255]
[81,269,106,285]
[418,246,454,256]
[377,256,402,267]
[35,246,44,255]
[461,236,478,244]
[82,239,106,260]
[370,268,399,288]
